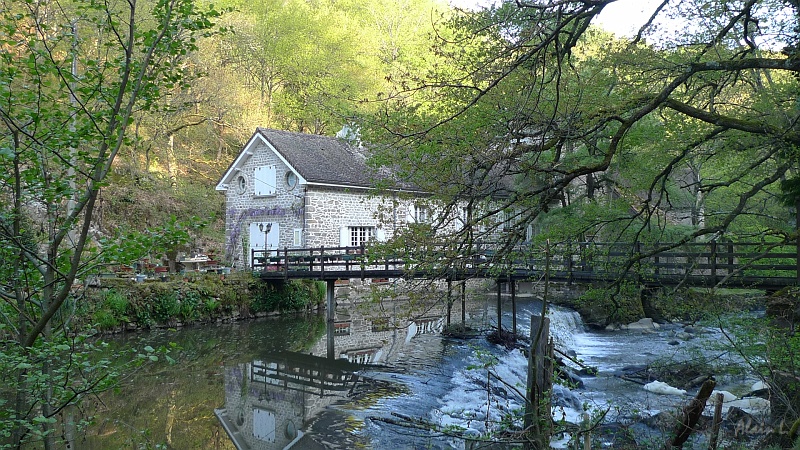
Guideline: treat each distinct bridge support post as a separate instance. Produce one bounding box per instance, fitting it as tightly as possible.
[496,280,502,333]
[326,279,335,360]
[511,276,517,336]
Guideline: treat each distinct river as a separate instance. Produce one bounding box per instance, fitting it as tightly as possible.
[80,287,765,449]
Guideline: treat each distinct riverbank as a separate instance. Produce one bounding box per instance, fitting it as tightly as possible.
[80,272,326,332]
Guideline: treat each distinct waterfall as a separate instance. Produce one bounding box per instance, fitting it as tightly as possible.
[546,305,586,350]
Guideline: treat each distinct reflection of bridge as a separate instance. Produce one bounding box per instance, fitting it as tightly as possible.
[254,241,799,290]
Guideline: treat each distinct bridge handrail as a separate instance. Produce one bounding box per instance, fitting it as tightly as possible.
[251,240,799,287]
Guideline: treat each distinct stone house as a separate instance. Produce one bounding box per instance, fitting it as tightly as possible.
[216,128,423,269]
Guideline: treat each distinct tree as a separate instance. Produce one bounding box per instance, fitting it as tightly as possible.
[364,0,800,444]
[0,0,224,446]
[369,0,800,278]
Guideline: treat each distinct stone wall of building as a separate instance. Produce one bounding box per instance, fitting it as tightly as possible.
[304,186,408,248]
[223,140,304,270]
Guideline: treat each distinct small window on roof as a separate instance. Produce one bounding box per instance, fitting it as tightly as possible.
[235,175,246,194]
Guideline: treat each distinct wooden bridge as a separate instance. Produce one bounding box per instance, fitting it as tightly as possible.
[253,240,800,291]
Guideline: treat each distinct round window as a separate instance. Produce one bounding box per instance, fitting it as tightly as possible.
[286,171,298,190]
[235,175,246,194]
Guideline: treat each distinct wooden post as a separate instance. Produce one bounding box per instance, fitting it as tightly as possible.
[525,315,551,449]
[566,241,574,285]
[461,282,466,325]
[796,200,800,285]
[511,276,517,336]
[582,412,591,450]
[283,247,289,280]
[326,279,335,360]
[708,392,724,450]
[319,246,324,279]
[654,242,660,277]
[446,278,452,327]
[544,240,550,305]
[710,240,717,287]
[496,280,502,333]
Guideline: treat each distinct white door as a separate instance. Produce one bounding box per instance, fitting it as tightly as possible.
[249,222,280,266]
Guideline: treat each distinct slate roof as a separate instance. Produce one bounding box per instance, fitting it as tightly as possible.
[256,127,377,188]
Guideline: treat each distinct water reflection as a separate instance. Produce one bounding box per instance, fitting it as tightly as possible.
[216,352,363,449]
[214,297,486,449]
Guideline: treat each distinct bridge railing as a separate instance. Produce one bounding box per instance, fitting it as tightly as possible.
[539,241,798,287]
[251,244,409,276]
[252,240,798,287]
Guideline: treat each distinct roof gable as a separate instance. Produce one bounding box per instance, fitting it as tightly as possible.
[216,128,378,191]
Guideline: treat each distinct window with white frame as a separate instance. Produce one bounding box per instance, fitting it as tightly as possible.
[500,209,511,230]
[235,174,247,194]
[414,204,430,223]
[293,228,302,247]
[350,226,373,246]
[341,226,374,247]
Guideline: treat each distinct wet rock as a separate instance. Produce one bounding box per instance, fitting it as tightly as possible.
[552,384,583,410]
[686,375,710,388]
[668,340,680,346]
[625,318,655,330]
[745,380,770,398]
[727,397,771,417]
[642,410,679,429]
[618,364,648,375]
[724,406,773,436]
[642,410,711,434]
[556,366,584,388]
[676,331,693,341]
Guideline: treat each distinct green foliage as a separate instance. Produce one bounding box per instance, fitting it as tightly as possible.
[0,331,171,449]
[85,274,324,330]
[251,279,323,313]
[98,216,208,267]
[709,307,800,424]
[575,283,644,326]
[93,289,131,329]
[0,0,227,443]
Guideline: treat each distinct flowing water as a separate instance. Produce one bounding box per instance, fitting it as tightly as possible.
[81,289,759,449]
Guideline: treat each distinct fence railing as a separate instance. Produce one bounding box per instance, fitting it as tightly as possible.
[252,241,799,288]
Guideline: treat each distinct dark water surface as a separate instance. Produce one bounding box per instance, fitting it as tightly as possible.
[81,291,505,449]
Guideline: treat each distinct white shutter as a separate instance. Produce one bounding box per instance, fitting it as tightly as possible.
[375,228,386,242]
[293,229,302,247]
[266,223,279,250]
[405,205,415,224]
[340,227,349,247]
[254,165,277,196]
